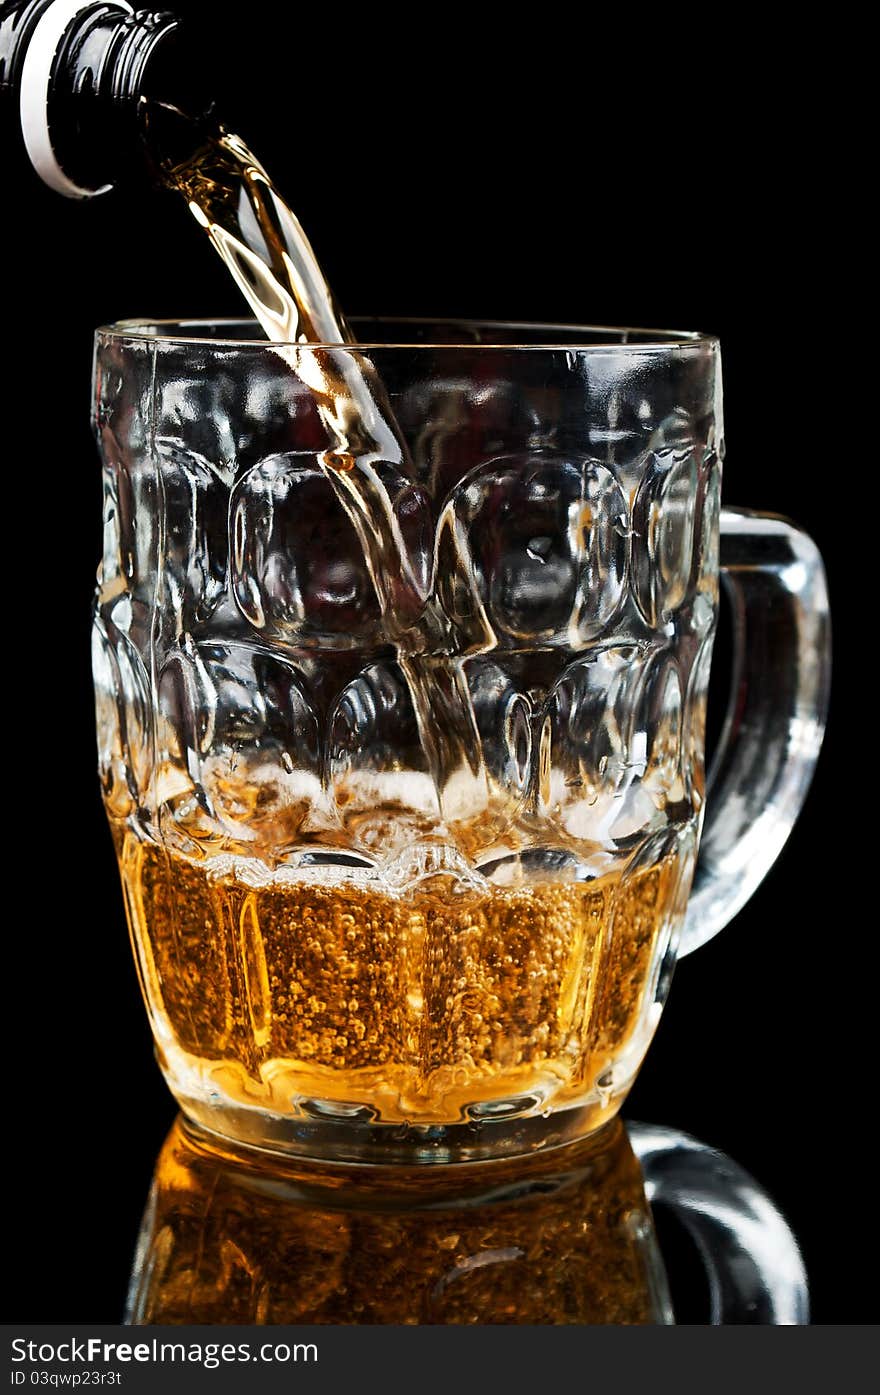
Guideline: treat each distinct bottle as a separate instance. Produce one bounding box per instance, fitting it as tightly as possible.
[0,1,210,198]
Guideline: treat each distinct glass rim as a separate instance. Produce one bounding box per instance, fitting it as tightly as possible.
[94,314,720,353]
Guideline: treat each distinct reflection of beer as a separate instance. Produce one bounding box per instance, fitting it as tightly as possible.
[127,1116,669,1324]
[117,825,687,1129]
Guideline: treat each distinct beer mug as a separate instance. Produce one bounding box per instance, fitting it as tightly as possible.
[92,318,830,1162]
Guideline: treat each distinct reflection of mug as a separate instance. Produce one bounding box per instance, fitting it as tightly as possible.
[127,1117,808,1325]
[129,1117,667,1325]
[93,318,830,1162]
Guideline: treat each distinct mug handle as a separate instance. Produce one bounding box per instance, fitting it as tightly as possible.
[681,506,831,956]
[629,1122,809,1323]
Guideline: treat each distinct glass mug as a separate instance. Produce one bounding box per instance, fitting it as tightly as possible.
[92,318,830,1163]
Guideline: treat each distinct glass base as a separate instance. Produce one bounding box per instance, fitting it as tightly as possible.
[174,1088,626,1165]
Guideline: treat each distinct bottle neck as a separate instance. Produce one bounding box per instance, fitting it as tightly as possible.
[2,1,209,198]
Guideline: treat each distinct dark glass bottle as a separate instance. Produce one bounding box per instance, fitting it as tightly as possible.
[0,1,209,197]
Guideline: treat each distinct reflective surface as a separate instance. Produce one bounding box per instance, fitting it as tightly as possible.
[93,319,828,1160]
[126,1116,807,1325]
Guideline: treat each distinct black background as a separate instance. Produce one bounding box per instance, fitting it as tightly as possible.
[2,3,863,1322]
